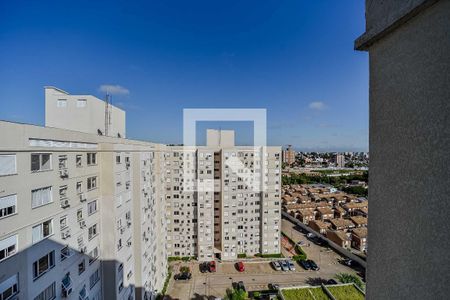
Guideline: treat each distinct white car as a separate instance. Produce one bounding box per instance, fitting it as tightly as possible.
[271,260,282,271]
[287,260,296,271]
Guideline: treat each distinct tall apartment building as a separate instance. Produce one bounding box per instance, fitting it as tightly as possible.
[282,145,296,166]
[0,87,281,300]
[165,130,282,261]
[0,87,167,300]
[334,153,345,168]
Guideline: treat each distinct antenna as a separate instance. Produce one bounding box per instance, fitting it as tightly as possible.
[104,93,112,136]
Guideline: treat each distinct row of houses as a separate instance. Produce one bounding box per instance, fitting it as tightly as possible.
[282,184,368,253]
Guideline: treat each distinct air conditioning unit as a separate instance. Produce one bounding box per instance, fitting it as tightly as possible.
[79,220,86,228]
[79,193,86,202]
[61,286,72,297]
[59,169,69,178]
[61,199,70,208]
[61,230,71,239]
[127,241,132,247]
[127,221,132,227]
[120,227,125,234]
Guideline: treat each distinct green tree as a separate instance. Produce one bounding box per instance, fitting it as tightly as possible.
[224,288,248,300]
[335,273,364,289]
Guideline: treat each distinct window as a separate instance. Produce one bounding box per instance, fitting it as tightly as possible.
[87,176,97,190]
[76,155,82,167]
[31,153,52,172]
[89,268,100,289]
[77,99,87,107]
[116,155,121,164]
[34,281,55,300]
[88,224,98,240]
[88,247,99,264]
[57,99,67,107]
[31,186,53,208]
[1,274,19,300]
[76,181,82,194]
[33,251,55,279]
[88,200,97,215]
[0,154,16,176]
[87,153,97,165]
[77,209,83,221]
[0,235,18,262]
[0,194,17,219]
[32,219,53,244]
[78,260,86,275]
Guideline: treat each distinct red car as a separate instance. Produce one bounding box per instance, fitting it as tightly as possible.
[236,261,245,272]
[208,261,216,272]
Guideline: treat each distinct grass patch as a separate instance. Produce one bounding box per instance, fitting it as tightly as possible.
[282,288,317,300]
[327,285,364,300]
[168,256,195,262]
[156,267,172,300]
[309,287,330,300]
[254,253,283,258]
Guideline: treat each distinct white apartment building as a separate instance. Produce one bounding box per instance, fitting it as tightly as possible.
[0,87,281,300]
[165,130,282,261]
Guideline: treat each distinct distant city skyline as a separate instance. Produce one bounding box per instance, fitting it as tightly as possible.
[0,0,368,151]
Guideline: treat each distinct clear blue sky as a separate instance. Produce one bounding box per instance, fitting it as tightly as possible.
[0,0,368,151]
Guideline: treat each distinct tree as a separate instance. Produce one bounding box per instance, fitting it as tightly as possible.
[224,288,248,300]
[335,273,364,289]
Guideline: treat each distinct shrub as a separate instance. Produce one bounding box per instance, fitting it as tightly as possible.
[180,266,190,273]
[237,253,247,258]
[254,253,283,258]
[168,256,194,262]
[156,267,172,300]
[335,273,364,290]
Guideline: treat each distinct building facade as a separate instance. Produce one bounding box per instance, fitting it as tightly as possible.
[0,87,281,299]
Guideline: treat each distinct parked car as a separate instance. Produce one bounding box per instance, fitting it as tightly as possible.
[280,260,290,271]
[237,281,246,292]
[287,260,296,271]
[236,261,245,272]
[268,283,280,290]
[299,259,311,270]
[342,259,353,266]
[308,260,320,271]
[271,261,282,271]
[326,279,338,285]
[199,262,208,273]
[209,261,216,272]
[174,273,192,280]
[306,233,316,239]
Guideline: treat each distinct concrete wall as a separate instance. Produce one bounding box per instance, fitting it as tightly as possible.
[356,0,450,299]
[45,87,126,138]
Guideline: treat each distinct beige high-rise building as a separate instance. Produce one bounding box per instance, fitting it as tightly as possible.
[282,145,295,165]
[0,87,281,300]
[165,129,282,261]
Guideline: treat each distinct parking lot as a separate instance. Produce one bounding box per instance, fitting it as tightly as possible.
[166,218,361,299]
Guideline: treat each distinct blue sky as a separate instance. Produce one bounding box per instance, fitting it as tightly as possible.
[0,0,368,151]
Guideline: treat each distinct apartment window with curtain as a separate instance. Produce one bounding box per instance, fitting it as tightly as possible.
[0,235,18,262]
[87,176,97,190]
[32,186,53,208]
[31,153,52,172]
[0,274,19,300]
[32,219,53,244]
[0,194,17,219]
[33,251,55,279]
[0,154,16,176]
[34,282,56,300]
[87,153,97,166]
